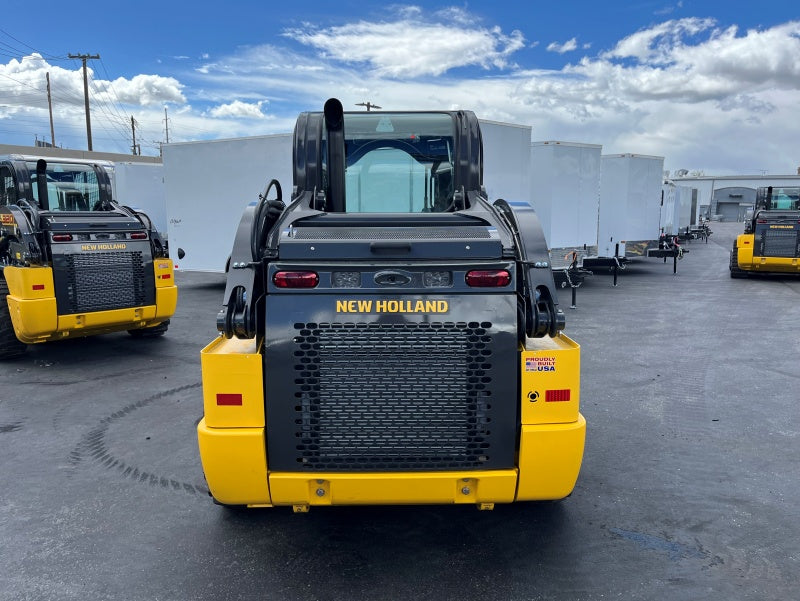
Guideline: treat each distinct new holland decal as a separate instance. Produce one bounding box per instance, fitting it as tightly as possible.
[336,299,449,314]
[81,243,127,251]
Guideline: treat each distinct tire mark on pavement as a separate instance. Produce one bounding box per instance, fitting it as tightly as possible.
[69,382,208,496]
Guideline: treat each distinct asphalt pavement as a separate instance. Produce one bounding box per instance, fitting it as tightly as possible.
[1,221,798,601]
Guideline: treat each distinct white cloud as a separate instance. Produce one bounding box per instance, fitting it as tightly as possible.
[655,1,683,16]
[283,11,525,77]
[547,38,579,54]
[208,100,268,119]
[603,17,715,64]
[100,74,185,106]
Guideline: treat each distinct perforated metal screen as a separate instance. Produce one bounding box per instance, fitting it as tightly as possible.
[760,229,799,258]
[63,252,147,313]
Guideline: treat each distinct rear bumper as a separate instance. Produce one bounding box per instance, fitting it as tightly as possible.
[738,256,800,273]
[197,415,586,508]
[3,264,177,344]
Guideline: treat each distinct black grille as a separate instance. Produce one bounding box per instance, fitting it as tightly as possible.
[289,321,498,471]
[293,227,491,240]
[63,252,146,313]
[760,229,799,258]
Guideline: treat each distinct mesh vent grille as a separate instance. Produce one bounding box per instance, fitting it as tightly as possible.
[64,252,146,313]
[290,321,496,471]
[760,229,799,258]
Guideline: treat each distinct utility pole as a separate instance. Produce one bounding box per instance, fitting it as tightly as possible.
[130,116,140,155]
[356,101,381,111]
[68,53,100,151]
[163,107,170,144]
[46,72,56,147]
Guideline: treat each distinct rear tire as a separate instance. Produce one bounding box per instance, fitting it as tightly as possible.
[729,247,746,279]
[128,319,169,338]
[0,279,27,359]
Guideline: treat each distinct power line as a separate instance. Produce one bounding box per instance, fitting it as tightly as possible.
[0,28,65,61]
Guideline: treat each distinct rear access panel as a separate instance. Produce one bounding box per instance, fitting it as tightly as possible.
[51,239,155,314]
[264,294,518,472]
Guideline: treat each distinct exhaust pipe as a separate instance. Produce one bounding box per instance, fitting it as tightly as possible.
[36,159,50,211]
[323,98,346,213]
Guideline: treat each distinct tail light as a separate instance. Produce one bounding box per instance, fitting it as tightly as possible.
[465,269,511,287]
[52,234,73,242]
[130,232,148,239]
[273,271,319,288]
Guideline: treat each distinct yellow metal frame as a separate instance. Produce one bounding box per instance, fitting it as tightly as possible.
[198,332,586,509]
[3,260,177,344]
[737,233,800,273]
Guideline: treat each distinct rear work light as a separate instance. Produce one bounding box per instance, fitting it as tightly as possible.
[130,232,148,239]
[52,234,73,242]
[465,269,511,287]
[273,271,319,288]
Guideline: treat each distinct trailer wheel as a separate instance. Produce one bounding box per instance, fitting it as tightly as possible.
[128,320,170,338]
[729,247,746,279]
[0,279,27,359]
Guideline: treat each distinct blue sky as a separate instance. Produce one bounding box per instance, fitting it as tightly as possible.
[1,1,798,175]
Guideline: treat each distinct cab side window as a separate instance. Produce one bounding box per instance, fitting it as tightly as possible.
[0,167,16,206]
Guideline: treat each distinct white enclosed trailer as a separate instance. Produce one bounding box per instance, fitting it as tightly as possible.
[109,161,167,237]
[529,141,602,269]
[163,134,293,272]
[479,120,531,204]
[660,181,696,237]
[596,153,665,258]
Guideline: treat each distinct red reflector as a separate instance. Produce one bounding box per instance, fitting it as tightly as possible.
[273,271,319,288]
[545,389,571,402]
[466,270,511,287]
[757,219,767,224]
[32,284,45,290]
[52,234,73,242]
[130,232,147,239]
[216,393,243,406]
[160,273,172,279]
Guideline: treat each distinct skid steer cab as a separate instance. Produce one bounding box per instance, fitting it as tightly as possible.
[730,186,800,278]
[198,99,585,511]
[0,155,177,358]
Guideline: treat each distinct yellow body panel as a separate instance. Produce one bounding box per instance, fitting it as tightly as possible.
[201,336,264,428]
[3,266,55,299]
[516,417,586,500]
[520,334,580,425]
[736,233,800,273]
[197,419,271,506]
[3,262,177,344]
[736,234,755,266]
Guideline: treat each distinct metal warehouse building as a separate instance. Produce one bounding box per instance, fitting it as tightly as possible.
[671,173,800,222]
